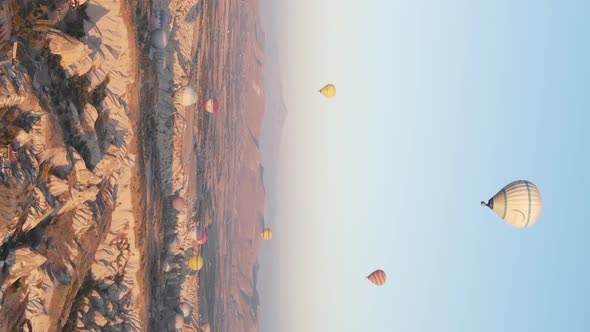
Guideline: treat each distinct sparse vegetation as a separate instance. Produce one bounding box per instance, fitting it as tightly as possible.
[0,41,13,60]
[68,74,91,110]
[62,274,97,332]
[42,42,90,109]
[13,110,42,133]
[10,0,88,54]
[35,0,59,12]
[10,0,53,49]
[41,46,63,76]
[90,76,110,110]
[60,3,90,39]
[42,45,99,167]
[44,0,58,12]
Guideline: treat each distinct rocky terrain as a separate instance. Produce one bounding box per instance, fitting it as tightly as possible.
[0,0,276,331]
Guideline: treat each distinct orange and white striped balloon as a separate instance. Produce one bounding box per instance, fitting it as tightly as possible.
[367,269,386,286]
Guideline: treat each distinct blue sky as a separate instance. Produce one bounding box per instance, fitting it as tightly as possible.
[258,0,590,331]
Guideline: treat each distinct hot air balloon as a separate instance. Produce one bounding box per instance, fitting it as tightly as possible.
[367,269,386,286]
[178,302,192,319]
[150,29,168,49]
[172,196,186,211]
[481,180,542,228]
[261,228,272,240]
[196,228,207,245]
[174,314,184,329]
[174,86,197,106]
[158,9,169,29]
[319,84,336,98]
[162,260,173,272]
[186,254,203,271]
[70,0,89,8]
[200,98,219,113]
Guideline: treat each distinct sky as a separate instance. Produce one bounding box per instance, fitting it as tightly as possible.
[257,0,590,331]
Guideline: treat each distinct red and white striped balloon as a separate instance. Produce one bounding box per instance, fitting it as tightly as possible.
[367,269,386,286]
[196,228,207,245]
[200,98,219,113]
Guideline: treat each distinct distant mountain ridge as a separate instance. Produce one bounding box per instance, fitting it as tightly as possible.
[252,5,287,332]
[259,15,288,227]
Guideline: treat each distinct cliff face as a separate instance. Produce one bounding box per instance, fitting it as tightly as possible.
[0,0,272,330]
[0,1,142,331]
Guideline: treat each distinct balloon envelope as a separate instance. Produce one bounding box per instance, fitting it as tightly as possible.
[150,29,168,49]
[197,228,207,245]
[158,9,169,29]
[186,254,203,271]
[319,84,336,98]
[162,260,173,272]
[178,302,192,318]
[175,314,184,329]
[174,86,197,106]
[261,228,272,240]
[172,196,186,211]
[482,180,542,228]
[200,98,219,113]
[367,269,386,286]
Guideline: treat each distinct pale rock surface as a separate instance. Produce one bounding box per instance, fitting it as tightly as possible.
[46,29,93,77]
[0,0,142,331]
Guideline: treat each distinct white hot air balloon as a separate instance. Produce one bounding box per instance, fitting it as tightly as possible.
[481,180,542,228]
[178,302,192,318]
[175,314,184,329]
[174,86,197,106]
[150,29,168,49]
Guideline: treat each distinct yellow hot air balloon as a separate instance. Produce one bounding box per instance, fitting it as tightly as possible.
[481,180,542,228]
[367,269,386,286]
[186,254,203,271]
[319,84,336,98]
[261,228,272,240]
